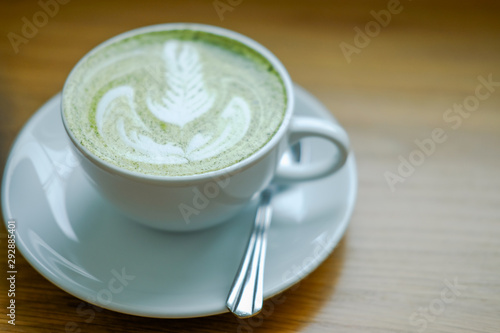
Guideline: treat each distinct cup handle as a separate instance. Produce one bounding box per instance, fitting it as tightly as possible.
[275,116,350,182]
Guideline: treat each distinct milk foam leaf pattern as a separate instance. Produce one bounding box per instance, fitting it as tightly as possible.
[113,94,251,164]
[95,77,251,165]
[92,39,257,169]
[146,41,216,127]
[96,86,147,134]
[188,96,250,161]
[97,85,189,165]
[117,119,189,165]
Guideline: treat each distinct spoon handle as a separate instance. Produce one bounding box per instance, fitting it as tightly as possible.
[226,189,273,318]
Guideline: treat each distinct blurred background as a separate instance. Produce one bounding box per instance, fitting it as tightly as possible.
[1,0,499,332]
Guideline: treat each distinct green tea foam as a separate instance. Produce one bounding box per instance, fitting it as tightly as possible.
[63,30,286,176]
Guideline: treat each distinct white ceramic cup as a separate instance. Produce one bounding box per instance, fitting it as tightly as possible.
[61,23,350,231]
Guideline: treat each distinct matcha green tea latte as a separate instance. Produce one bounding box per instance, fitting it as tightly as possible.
[63,29,287,176]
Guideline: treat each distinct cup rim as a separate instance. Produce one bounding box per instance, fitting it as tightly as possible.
[61,23,294,184]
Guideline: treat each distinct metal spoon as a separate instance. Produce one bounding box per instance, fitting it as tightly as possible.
[225,188,273,318]
[226,144,301,318]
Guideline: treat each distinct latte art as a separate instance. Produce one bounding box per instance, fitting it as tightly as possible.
[146,41,217,128]
[63,30,286,176]
[96,40,251,165]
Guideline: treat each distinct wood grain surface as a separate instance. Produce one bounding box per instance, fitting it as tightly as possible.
[1,0,500,332]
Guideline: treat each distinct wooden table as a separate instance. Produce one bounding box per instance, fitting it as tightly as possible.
[1,0,499,332]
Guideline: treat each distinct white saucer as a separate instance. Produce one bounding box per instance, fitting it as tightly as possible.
[1,84,357,318]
